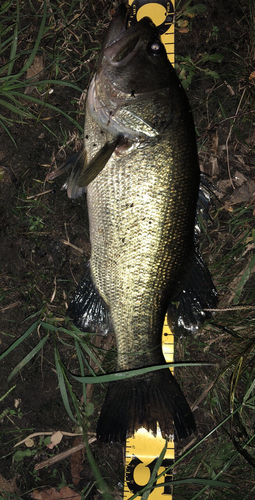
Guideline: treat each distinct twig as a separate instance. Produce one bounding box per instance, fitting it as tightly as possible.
[0,301,21,312]
[192,380,215,409]
[14,431,82,448]
[50,275,57,303]
[204,305,255,312]
[34,437,96,471]
[61,222,84,253]
[61,239,84,253]
[26,189,54,199]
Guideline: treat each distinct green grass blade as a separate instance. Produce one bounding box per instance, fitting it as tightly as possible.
[243,378,255,404]
[72,362,211,384]
[1,0,14,15]
[54,349,77,423]
[11,91,83,131]
[20,0,47,76]
[190,452,239,500]
[40,321,59,332]
[0,320,39,360]
[0,98,34,119]
[141,440,168,500]
[0,385,16,402]
[233,253,255,304]
[75,339,87,406]
[0,117,16,145]
[82,433,114,500]
[80,340,105,374]
[145,478,234,490]
[19,79,84,93]
[149,403,244,497]
[7,0,19,76]
[8,334,49,381]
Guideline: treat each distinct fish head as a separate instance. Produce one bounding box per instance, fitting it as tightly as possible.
[100,4,170,90]
[88,3,177,139]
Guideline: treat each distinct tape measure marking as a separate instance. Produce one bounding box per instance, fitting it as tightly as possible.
[124,3,175,498]
[127,0,175,64]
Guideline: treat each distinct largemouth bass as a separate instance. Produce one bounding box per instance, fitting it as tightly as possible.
[48,3,217,442]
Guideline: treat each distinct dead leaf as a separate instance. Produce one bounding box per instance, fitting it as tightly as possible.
[233,170,247,186]
[0,474,18,494]
[227,180,255,206]
[25,438,34,447]
[217,179,232,198]
[32,486,81,500]
[211,130,219,155]
[210,156,219,177]
[177,19,189,29]
[179,27,190,33]
[249,70,255,80]
[24,56,44,95]
[177,19,190,33]
[70,437,84,487]
[47,431,63,449]
[14,398,21,408]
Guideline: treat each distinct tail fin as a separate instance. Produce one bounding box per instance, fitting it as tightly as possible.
[97,369,195,443]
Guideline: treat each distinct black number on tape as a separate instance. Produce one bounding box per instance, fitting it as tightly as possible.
[128,1,174,35]
[126,454,174,495]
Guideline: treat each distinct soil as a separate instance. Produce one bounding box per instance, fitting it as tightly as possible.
[0,1,254,499]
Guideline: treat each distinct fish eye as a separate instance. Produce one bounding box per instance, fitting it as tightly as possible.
[147,40,164,56]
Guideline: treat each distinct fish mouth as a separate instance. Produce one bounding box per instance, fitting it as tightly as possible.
[104,6,154,67]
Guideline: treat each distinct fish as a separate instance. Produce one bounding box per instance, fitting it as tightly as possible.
[47,3,217,443]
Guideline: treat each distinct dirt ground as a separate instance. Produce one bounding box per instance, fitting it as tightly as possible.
[0,1,255,499]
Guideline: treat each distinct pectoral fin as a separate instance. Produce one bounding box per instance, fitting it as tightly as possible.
[46,150,87,199]
[78,136,120,187]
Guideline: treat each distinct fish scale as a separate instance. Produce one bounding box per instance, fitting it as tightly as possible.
[86,101,197,376]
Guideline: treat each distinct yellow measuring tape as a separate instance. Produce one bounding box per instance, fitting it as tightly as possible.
[124,2,175,498]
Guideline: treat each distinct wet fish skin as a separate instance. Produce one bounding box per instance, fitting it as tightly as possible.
[56,4,218,442]
[85,9,199,372]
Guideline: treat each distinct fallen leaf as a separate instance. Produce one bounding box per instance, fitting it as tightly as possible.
[211,130,219,154]
[32,486,81,500]
[217,179,232,198]
[25,438,34,447]
[233,170,247,186]
[24,55,44,95]
[47,431,63,449]
[70,437,84,487]
[210,156,219,177]
[177,19,189,28]
[0,474,18,493]
[227,180,255,205]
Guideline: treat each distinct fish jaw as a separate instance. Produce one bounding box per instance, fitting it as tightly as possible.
[86,7,174,140]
